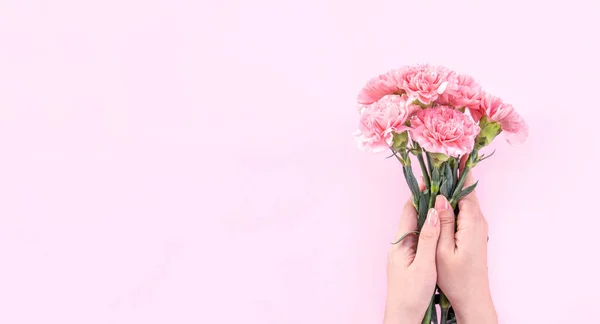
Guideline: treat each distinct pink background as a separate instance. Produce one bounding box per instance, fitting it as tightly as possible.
[1,0,599,323]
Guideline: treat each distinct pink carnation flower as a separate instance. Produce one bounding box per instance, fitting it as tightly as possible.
[357,69,404,105]
[438,73,483,110]
[356,64,451,106]
[410,106,480,157]
[400,64,451,105]
[477,93,529,145]
[354,95,420,152]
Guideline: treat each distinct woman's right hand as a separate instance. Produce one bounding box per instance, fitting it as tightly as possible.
[434,170,498,324]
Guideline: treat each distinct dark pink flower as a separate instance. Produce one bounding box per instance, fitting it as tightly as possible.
[409,106,480,157]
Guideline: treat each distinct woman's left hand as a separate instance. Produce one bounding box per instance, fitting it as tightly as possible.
[383,198,441,324]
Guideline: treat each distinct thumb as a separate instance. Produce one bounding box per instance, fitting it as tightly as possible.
[435,195,456,251]
[412,208,441,268]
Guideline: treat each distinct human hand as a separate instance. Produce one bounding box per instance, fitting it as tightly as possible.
[435,170,498,324]
[384,197,441,324]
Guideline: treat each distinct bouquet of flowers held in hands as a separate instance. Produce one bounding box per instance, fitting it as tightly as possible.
[354,64,528,324]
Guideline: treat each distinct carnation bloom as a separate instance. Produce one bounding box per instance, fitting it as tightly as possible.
[400,64,451,105]
[438,73,482,110]
[354,95,420,152]
[409,106,480,157]
[357,69,404,105]
[477,93,529,145]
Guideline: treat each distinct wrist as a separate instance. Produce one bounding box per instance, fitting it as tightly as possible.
[453,295,498,324]
[383,304,423,324]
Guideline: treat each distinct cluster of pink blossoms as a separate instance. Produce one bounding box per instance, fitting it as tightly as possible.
[354,64,528,156]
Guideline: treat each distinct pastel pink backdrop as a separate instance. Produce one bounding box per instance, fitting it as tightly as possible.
[0,0,598,323]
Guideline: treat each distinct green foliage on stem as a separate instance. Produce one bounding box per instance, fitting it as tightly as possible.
[439,178,449,197]
[410,141,431,191]
[430,303,438,324]
[451,151,477,194]
[439,291,450,324]
[429,167,441,208]
[451,158,459,185]
[417,154,431,191]
[426,153,434,177]
[390,231,419,245]
[454,181,478,201]
[403,165,420,203]
[418,190,430,230]
[444,162,454,192]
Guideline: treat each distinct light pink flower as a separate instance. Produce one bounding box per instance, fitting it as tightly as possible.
[357,69,404,105]
[400,64,451,105]
[354,95,420,152]
[438,73,483,110]
[478,93,529,145]
[409,106,480,157]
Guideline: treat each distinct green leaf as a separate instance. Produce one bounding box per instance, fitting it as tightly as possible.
[403,166,420,198]
[477,149,496,163]
[451,158,459,184]
[430,304,438,324]
[439,179,450,197]
[418,190,429,230]
[444,181,453,200]
[416,153,431,191]
[455,181,478,201]
[426,153,434,176]
[444,162,453,193]
[447,307,457,324]
[431,167,440,184]
[390,231,419,245]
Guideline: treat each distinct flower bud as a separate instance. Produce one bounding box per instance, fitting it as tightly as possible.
[429,152,449,169]
[391,131,409,150]
[475,116,502,150]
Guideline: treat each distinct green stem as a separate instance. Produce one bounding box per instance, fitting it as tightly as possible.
[441,309,448,324]
[428,165,440,208]
[411,142,431,191]
[429,190,438,209]
[440,291,450,324]
[449,150,478,207]
[390,149,418,205]
[426,152,434,175]
[421,297,434,324]
[417,153,431,191]
[390,231,419,245]
[402,164,420,208]
[449,165,470,204]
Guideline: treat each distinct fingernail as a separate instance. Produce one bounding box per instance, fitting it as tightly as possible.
[435,195,449,210]
[427,208,438,225]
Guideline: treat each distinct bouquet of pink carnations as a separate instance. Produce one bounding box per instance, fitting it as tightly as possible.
[354,64,528,324]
